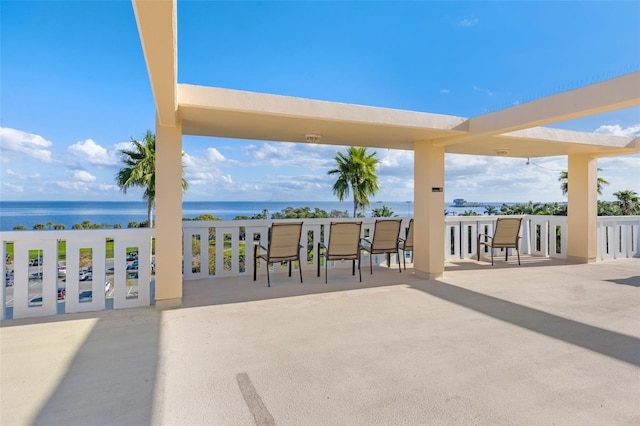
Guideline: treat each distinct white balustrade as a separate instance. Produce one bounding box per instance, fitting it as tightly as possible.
[597,216,640,260]
[182,218,413,281]
[2,215,638,319]
[1,228,154,320]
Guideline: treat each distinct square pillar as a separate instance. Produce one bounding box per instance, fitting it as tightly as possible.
[567,154,598,263]
[155,121,184,301]
[413,141,445,279]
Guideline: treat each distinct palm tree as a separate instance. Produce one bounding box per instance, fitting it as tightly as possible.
[116,131,188,227]
[559,168,609,197]
[484,205,499,215]
[328,147,380,218]
[371,205,395,217]
[613,190,639,215]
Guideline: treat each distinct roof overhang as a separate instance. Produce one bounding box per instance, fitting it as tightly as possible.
[132,0,640,159]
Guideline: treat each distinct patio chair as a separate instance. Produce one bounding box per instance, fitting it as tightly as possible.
[360,219,402,274]
[398,219,414,271]
[317,221,362,283]
[253,222,304,287]
[477,217,522,265]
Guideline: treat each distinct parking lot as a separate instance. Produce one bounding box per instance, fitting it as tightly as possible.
[3,254,148,308]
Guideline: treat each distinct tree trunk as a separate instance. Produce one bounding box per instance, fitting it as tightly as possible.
[148,202,153,228]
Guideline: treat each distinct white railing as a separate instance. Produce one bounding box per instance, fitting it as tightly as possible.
[1,228,154,320]
[597,216,640,260]
[182,218,413,281]
[2,215,638,319]
[444,215,568,261]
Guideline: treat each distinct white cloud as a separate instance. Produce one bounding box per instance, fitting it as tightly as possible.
[113,141,133,151]
[4,169,40,179]
[182,151,236,187]
[458,18,479,27]
[70,169,97,182]
[54,181,91,191]
[98,183,119,192]
[206,147,226,162]
[68,139,119,166]
[2,182,24,192]
[473,85,493,96]
[440,88,450,94]
[0,127,53,163]
[244,142,336,169]
[594,124,640,138]
[378,150,414,178]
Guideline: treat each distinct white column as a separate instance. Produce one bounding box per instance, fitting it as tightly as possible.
[567,154,598,263]
[413,141,445,279]
[155,121,184,301]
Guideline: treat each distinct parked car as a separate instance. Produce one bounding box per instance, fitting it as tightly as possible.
[30,288,65,304]
[78,290,92,302]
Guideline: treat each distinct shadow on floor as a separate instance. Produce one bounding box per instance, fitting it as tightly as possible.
[605,276,640,287]
[32,308,161,425]
[410,278,640,367]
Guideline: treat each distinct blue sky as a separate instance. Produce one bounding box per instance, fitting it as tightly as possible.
[1,1,638,204]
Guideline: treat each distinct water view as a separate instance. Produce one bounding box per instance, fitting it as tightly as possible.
[0,200,513,232]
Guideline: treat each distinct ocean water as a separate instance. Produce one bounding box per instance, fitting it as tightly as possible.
[0,200,496,231]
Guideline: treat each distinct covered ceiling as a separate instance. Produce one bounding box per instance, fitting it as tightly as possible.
[132,0,640,159]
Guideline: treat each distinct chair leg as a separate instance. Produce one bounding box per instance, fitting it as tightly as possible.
[491,248,494,266]
[325,257,328,284]
[253,245,258,281]
[387,253,391,268]
[397,251,401,273]
[516,247,521,265]
[317,243,321,278]
[370,251,373,275]
[505,248,508,262]
[289,261,292,277]
[358,253,362,282]
[402,249,406,271]
[298,257,303,283]
[266,262,270,287]
[352,259,355,276]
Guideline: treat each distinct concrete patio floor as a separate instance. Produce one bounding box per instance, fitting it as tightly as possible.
[2,256,639,425]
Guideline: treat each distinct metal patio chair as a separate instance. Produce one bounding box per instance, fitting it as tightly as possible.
[360,219,403,274]
[398,219,414,271]
[317,221,362,283]
[253,222,304,287]
[477,217,522,265]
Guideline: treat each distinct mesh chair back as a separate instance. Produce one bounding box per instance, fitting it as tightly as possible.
[268,222,303,260]
[492,218,522,247]
[371,219,402,252]
[327,222,362,259]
